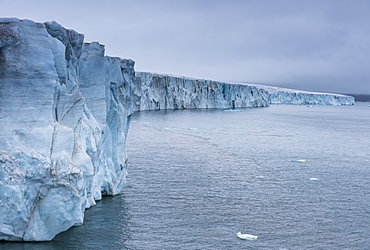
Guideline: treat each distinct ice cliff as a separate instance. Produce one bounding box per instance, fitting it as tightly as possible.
[134,73,354,109]
[134,72,269,111]
[0,18,134,241]
[253,85,355,106]
[0,18,354,241]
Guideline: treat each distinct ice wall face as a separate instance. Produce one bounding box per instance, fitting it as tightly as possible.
[135,73,354,108]
[78,43,134,198]
[134,72,269,111]
[0,18,133,241]
[254,85,355,106]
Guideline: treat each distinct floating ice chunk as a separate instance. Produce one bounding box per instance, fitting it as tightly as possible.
[237,232,258,240]
[255,176,266,179]
[309,178,319,181]
[188,128,198,131]
[291,159,306,163]
[224,109,242,112]
[161,127,180,131]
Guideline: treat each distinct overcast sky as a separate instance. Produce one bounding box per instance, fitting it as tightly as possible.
[2,0,370,94]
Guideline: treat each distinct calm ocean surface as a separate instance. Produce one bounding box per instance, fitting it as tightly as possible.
[3,102,370,250]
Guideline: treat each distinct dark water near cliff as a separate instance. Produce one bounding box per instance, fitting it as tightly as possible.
[3,102,370,250]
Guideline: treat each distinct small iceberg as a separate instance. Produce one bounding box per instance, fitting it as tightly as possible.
[162,127,180,131]
[237,232,258,240]
[224,109,241,112]
[309,178,319,181]
[291,159,306,163]
[255,176,266,179]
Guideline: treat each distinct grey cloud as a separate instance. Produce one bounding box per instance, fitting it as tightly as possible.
[1,0,369,94]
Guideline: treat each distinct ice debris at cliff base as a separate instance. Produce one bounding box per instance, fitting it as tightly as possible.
[0,18,355,241]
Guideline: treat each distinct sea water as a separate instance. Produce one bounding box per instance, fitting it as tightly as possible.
[2,102,370,249]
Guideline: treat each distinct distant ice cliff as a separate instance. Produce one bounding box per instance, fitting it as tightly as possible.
[0,18,354,241]
[134,72,269,111]
[135,73,354,109]
[253,84,354,106]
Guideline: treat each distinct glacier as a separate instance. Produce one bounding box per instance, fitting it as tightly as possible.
[134,72,354,109]
[252,84,355,106]
[134,72,269,111]
[0,18,355,241]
